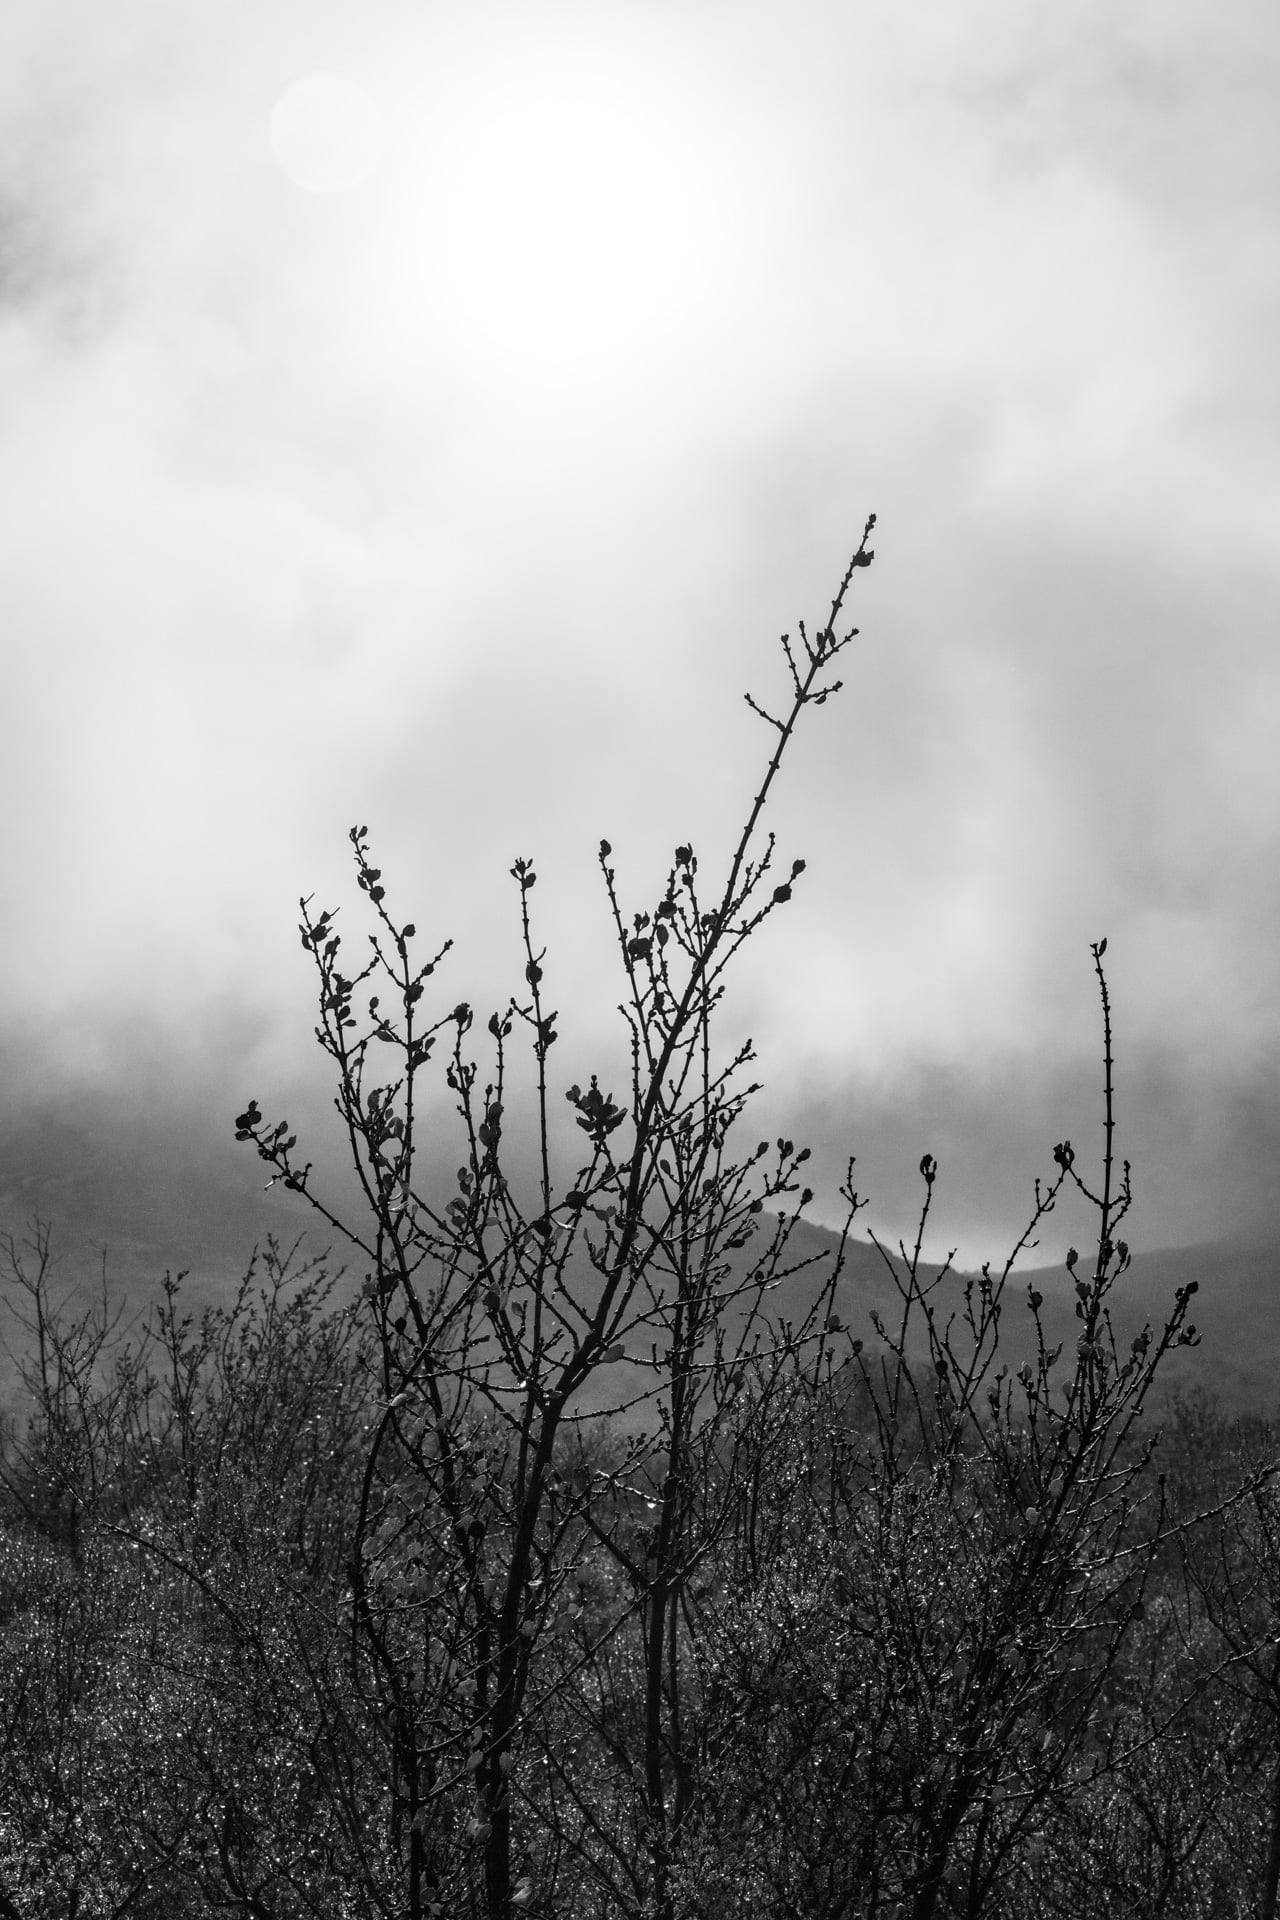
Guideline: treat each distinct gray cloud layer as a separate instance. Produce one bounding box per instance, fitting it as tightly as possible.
[2,0,1277,1274]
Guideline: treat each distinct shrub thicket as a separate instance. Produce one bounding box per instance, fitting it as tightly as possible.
[2,523,1277,1918]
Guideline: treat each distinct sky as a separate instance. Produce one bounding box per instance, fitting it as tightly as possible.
[1,0,1278,1306]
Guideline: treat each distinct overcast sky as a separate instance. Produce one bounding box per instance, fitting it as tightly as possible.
[2,0,1278,1293]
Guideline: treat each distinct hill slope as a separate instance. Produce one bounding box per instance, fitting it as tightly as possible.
[2,1165,1275,1428]
[762,1219,1280,1423]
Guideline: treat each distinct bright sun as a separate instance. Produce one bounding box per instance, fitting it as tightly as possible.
[263,31,759,403]
[269,73,386,195]
[346,35,743,392]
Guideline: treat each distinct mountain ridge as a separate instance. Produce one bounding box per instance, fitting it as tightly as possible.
[1,1176,1275,1426]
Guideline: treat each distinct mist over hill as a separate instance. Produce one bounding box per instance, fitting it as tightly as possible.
[3,1126,1275,1430]
[769,1217,1280,1424]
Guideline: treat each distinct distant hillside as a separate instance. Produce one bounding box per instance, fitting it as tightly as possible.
[757,1218,1280,1424]
[2,1168,1275,1431]
[461,1219,1280,1430]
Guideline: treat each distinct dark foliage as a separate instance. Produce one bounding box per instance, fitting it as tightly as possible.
[2,524,1276,1918]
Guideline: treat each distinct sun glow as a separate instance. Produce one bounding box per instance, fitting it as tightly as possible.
[269,73,386,195]
[345,31,755,394]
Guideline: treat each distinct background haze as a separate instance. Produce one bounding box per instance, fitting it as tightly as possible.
[2,0,1278,1306]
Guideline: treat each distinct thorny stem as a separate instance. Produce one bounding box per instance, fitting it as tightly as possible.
[1092,938,1116,1288]
[594,515,876,1350]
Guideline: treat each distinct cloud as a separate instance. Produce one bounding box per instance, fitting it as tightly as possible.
[1,0,1277,1271]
